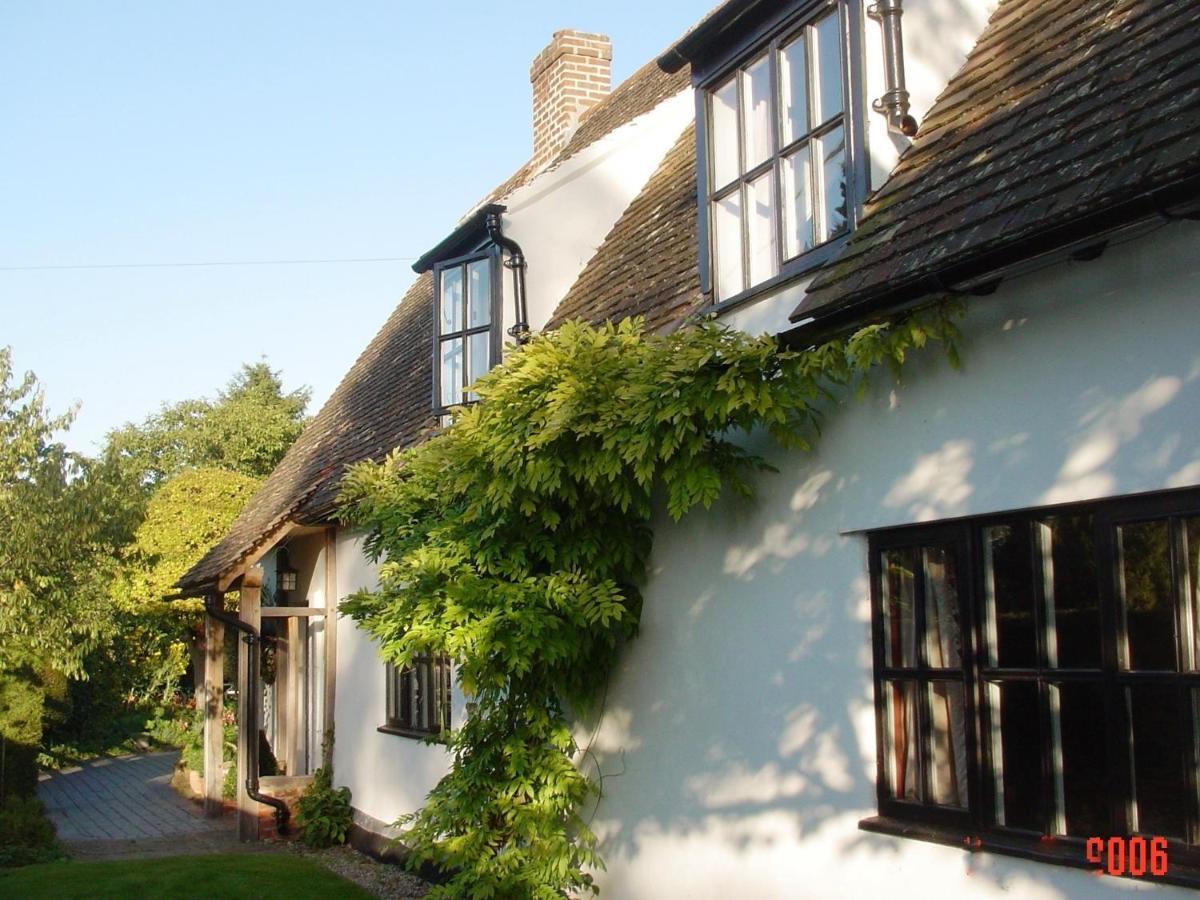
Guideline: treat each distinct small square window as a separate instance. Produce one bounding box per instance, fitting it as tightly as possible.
[384,655,452,736]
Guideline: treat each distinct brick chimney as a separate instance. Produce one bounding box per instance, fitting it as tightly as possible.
[530,30,612,169]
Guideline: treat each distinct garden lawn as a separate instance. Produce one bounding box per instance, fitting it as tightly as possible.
[0,853,373,899]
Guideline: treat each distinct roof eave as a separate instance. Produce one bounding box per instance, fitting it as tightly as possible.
[656,0,766,74]
[412,204,506,274]
[785,171,1200,343]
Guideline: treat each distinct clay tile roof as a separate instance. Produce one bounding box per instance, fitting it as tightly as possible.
[177,275,436,591]
[795,0,1200,326]
[177,54,694,594]
[547,122,705,333]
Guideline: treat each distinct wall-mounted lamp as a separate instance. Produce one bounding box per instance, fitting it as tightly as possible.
[276,548,298,594]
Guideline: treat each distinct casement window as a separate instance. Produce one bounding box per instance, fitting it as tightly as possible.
[702,1,860,304]
[382,656,452,737]
[867,489,1200,877]
[433,251,500,412]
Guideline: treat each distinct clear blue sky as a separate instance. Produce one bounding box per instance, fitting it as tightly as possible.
[1,1,702,453]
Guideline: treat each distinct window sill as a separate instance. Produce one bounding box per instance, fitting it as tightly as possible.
[859,816,1200,890]
[376,725,445,741]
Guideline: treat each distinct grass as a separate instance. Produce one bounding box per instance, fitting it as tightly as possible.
[0,853,373,899]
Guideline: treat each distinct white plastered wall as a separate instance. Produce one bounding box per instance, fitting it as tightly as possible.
[331,530,466,827]
[496,88,695,338]
[585,223,1200,898]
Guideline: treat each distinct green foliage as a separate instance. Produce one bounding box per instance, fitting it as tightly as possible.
[296,766,353,848]
[338,309,962,898]
[0,853,374,897]
[178,701,237,798]
[0,348,138,679]
[105,467,260,703]
[0,796,61,868]
[0,666,47,802]
[105,361,310,486]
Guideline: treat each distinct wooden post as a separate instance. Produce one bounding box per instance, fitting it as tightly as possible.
[236,566,263,842]
[285,617,300,774]
[323,528,338,768]
[203,600,225,818]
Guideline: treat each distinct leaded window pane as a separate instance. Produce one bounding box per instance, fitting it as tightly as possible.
[741,55,773,170]
[884,680,919,801]
[440,338,462,407]
[713,192,744,300]
[818,124,847,241]
[928,681,968,808]
[924,547,961,670]
[881,547,917,668]
[779,34,809,146]
[813,10,844,124]
[1119,519,1177,670]
[782,145,814,259]
[1043,515,1100,669]
[1128,684,1190,839]
[467,259,491,328]
[710,77,740,189]
[466,332,490,402]
[989,680,1044,829]
[440,266,462,333]
[983,523,1038,668]
[1050,681,1108,837]
[746,170,778,286]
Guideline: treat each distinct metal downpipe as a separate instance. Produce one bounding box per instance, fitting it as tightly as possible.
[485,208,531,343]
[203,594,290,835]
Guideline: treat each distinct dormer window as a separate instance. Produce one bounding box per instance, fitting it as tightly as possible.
[709,5,851,303]
[661,0,865,308]
[434,251,499,411]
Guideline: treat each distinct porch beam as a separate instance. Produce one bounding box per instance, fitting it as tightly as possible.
[202,596,225,817]
[259,607,326,618]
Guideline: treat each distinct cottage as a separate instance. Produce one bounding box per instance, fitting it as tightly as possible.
[178,0,1200,894]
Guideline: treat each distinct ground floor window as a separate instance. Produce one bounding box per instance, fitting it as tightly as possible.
[382,656,452,737]
[867,488,1200,876]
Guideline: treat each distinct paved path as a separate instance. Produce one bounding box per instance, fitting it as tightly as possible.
[38,750,255,860]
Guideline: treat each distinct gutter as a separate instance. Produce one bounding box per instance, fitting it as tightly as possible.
[783,170,1200,346]
[203,594,290,835]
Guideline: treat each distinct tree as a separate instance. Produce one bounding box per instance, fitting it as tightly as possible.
[0,347,133,677]
[0,347,138,796]
[107,467,261,699]
[106,361,310,485]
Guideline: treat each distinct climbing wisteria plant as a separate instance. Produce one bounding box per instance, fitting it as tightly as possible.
[338,305,962,898]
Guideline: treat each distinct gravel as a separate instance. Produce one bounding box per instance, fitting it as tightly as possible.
[284,843,432,898]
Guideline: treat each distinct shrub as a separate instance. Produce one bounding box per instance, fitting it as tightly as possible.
[295,767,352,848]
[0,796,62,868]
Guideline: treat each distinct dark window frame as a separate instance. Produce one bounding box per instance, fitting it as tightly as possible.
[431,245,503,416]
[379,655,453,739]
[866,488,1200,885]
[692,0,868,312]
